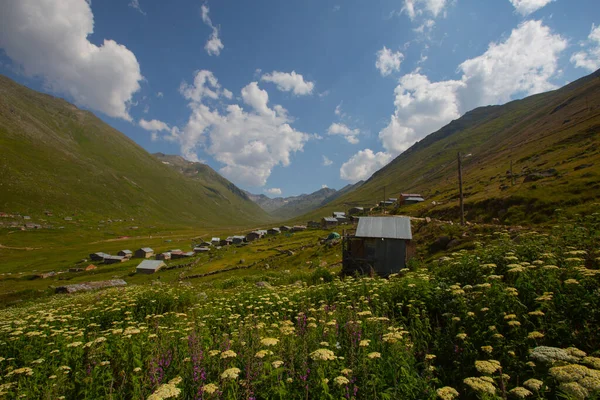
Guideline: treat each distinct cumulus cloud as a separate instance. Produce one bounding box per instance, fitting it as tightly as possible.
[265,188,282,195]
[322,184,329,189]
[201,4,224,56]
[379,20,567,155]
[570,24,600,72]
[402,0,450,20]
[0,0,143,121]
[340,150,392,182]
[167,74,310,187]
[375,47,404,76]
[508,0,553,16]
[261,71,315,96]
[139,118,171,132]
[327,123,360,144]
[156,92,164,98]
[322,155,333,166]
[179,70,222,102]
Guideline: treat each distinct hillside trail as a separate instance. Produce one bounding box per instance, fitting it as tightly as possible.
[0,244,41,250]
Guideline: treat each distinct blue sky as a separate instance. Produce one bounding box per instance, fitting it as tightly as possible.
[1,0,599,197]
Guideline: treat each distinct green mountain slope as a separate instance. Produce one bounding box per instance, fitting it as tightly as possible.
[304,69,600,224]
[0,75,269,227]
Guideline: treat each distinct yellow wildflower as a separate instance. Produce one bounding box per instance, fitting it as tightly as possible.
[475,360,501,375]
[310,349,336,361]
[527,331,544,340]
[436,386,459,400]
[260,337,279,347]
[220,350,237,359]
[509,387,532,398]
[334,376,350,386]
[221,367,241,380]
[203,383,219,395]
[464,377,496,395]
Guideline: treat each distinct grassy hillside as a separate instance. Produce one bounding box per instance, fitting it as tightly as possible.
[0,75,269,228]
[304,69,600,224]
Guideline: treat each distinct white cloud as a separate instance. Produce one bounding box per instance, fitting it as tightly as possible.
[201,4,224,56]
[379,73,464,154]
[265,188,282,195]
[156,92,164,98]
[129,0,146,15]
[261,71,315,96]
[340,150,392,182]
[570,24,600,72]
[327,123,360,144]
[139,118,171,132]
[375,47,404,76]
[0,0,143,121]
[414,19,435,34]
[322,184,328,189]
[179,70,223,102]
[457,20,567,111]
[143,105,149,114]
[168,75,310,187]
[379,20,567,155]
[241,82,275,117]
[508,0,553,16]
[222,89,233,99]
[402,0,449,21]
[322,155,333,166]
[334,103,344,117]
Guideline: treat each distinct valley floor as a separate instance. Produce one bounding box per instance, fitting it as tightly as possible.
[0,215,599,398]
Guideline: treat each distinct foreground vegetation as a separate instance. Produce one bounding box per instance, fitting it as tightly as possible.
[1,214,599,399]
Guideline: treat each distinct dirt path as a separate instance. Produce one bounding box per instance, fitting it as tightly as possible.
[89,233,192,244]
[0,244,42,251]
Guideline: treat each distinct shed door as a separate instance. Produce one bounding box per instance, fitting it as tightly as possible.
[377,239,405,277]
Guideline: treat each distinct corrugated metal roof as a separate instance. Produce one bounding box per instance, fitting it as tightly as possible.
[136,260,165,270]
[405,197,424,202]
[323,217,338,222]
[355,217,412,240]
[140,247,153,252]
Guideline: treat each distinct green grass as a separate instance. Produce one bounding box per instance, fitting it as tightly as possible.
[0,227,342,306]
[0,216,599,399]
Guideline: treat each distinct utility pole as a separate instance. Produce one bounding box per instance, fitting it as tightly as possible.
[383,186,386,215]
[510,160,514,186]
[458,152,465,226]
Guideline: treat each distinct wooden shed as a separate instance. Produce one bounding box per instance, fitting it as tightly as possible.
[136,260,166,274]
[321,217,338,228]
[246,231,262,242]
[135,247,154,258]
[342,217,415,277]
[118,250,133,258]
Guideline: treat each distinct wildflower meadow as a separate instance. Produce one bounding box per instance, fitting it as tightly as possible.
[1,215,600,399]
